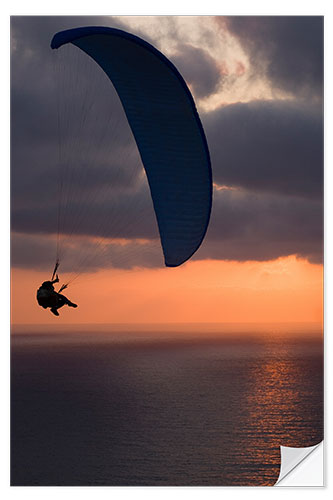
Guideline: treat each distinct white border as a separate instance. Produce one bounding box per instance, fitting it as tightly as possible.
[2,1,332,497]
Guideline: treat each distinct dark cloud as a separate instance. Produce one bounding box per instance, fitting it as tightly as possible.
[12,180,159,240]
[222,16,323,98]
[11,232,163,273]
[195,188,322,264]
[203,99,323,199]
[171,43,222,98]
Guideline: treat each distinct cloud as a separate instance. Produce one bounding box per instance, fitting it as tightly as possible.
[203,99,323,199]
[11,232,163,273]
[222,16,323,99]
[195,187,322,264]
[12,173,159,239]
[171,43,222,98]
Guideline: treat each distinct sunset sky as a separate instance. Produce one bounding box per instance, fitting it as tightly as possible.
[11,16,323,326]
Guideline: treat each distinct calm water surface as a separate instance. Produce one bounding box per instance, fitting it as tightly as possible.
[11,325,323,486]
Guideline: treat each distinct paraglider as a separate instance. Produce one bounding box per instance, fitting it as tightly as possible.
[43,26,212,310]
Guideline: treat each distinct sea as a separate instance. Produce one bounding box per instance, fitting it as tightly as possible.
[11,323,323,486]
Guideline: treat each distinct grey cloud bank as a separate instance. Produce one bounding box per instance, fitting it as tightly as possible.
[203,100,323,199]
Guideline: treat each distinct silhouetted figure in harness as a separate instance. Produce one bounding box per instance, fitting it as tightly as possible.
[36,274,77,316]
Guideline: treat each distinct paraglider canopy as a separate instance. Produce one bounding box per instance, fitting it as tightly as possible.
[51,26,212,267]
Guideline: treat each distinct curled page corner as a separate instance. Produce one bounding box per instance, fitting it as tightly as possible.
[275,441,324,486]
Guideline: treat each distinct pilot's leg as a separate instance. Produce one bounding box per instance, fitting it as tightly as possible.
[50,293,66,316]
[58,293,77,308]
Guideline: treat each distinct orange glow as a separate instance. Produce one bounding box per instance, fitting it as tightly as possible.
[11,255,323,326]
